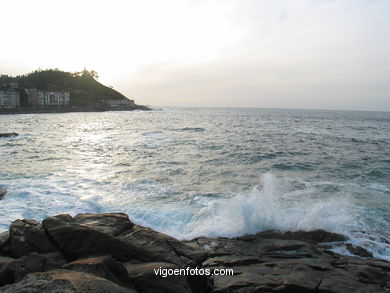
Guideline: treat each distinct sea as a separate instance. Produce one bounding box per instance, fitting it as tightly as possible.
[0,107,389,260]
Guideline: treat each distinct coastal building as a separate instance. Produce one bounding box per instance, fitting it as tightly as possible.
[38,91,70,106]
[26,89,70,106]
[25,89,39,105]
[0,90,20,108]
[105,99,135,107]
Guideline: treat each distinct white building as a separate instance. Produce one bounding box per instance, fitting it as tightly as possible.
[0,90,20,108]
[37,91,70,106]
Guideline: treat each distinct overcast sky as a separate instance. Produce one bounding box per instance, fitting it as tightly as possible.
[1,0,389,111]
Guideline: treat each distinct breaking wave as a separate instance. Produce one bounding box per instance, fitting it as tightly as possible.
[187,172,356,238]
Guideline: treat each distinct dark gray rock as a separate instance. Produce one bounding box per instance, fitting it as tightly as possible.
[0,189,6,200]
[42,214,121,261]
[0,232,11,257]
[0,256,15,286]
[211,261,322,293]
[0,232,8,248]
[1,213,388,293]
[319,267,389,293]
[206,257,390,293]
[194,231,388,293]
[116,225,206,266]
[63,256,133,288]
[189,235,321,260]
[0,253,66,286]
[0,133,18,138]
[0,269,135,293]
[72,213,134,236]
[42,213,204,265]
[236,229,347,243]
[124,262,192,293]
[8,219,58,258]
[346,243,373,258]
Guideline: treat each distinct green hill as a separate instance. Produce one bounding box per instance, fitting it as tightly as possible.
[0,69,134,107]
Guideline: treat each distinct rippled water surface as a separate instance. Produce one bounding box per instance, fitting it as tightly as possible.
[1,108,389,259]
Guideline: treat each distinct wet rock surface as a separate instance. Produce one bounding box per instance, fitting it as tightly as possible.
[0,133,18,138]
[0,189,6,200]
[0,213,389,292]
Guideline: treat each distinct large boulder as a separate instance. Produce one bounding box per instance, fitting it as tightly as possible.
[42,213,205,265]
[72,213,135,236]
[116,225,206,265]
[41,213,133,261]
[0,269,135,293]
[8,219,58,258]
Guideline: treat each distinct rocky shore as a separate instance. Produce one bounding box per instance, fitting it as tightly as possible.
[0,213,389,292]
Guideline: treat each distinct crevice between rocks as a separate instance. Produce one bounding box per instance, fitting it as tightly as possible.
[41,226,69,262]
[315,274,323,293]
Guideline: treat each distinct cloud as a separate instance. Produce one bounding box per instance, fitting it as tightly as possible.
[114,0,390,110]
[1,0,389,110]
[120,41,390,110]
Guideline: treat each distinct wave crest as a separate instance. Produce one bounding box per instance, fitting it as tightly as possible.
[188,172,355,238]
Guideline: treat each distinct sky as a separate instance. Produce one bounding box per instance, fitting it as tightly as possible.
[1,0,389,111]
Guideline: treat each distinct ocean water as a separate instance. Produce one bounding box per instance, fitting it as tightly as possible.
[0,107,389,260]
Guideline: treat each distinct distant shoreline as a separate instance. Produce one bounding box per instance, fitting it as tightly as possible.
[0,105,151,115]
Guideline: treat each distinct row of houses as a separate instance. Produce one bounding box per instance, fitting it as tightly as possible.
[0,80,72,109]
[0,89,70,109]
[0,90,20,109]
[0,82,135,109]
[25,89,70,106]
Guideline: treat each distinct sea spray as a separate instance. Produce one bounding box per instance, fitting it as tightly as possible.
[188,172,356,238]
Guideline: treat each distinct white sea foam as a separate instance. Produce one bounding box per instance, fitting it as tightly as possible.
[1,172,389,261]
[186,172,356,239]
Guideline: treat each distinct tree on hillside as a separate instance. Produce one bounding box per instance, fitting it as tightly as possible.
[73,69,99,80]
[0,68,131,107]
